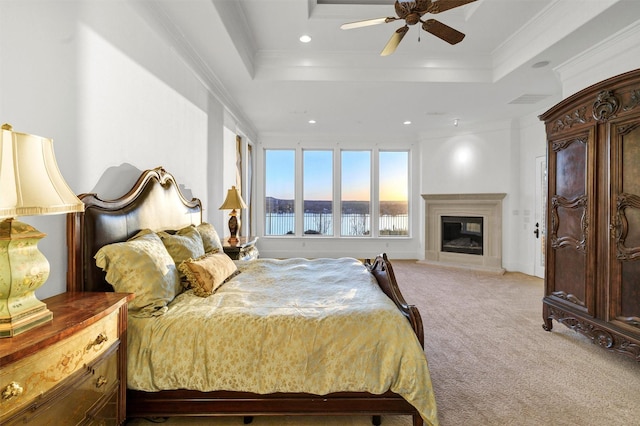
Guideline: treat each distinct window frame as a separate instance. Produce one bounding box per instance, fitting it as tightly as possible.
[263,146,411,239]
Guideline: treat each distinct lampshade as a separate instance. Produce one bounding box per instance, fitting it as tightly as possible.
[0,123,84,338]
[219,186,247,242]
[0,123,84,218]
[219,186,247,210]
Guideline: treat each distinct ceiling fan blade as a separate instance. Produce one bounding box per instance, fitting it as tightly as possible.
[427,0,477,14]
[340,17,395,30]
[422,19,465,44]
[380,26,409,56]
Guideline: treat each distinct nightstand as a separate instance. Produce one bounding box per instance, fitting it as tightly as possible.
[223,236,259,260]
[0,292,132,426]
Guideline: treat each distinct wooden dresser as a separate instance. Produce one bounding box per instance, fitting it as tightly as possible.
[539,68,640,361]
[0,292,132,425]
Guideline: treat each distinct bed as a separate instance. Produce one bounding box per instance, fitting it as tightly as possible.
[66,167,438,426]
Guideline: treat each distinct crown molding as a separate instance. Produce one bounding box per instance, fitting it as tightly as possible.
[555,20,640,96]
[492,0,619,82]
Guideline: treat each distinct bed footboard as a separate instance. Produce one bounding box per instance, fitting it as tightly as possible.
[365,254,424,348]
[127,389,423,426]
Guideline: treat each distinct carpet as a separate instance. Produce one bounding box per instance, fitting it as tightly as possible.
[126,261,640,426]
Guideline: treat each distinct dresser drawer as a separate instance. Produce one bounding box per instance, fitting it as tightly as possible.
[0,308,119,419]
[2,341,120,425]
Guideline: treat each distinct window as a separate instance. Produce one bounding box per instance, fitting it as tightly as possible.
[341,150,371,236]
[264,148,410,238]
[379,151,409,236]
[265,150,295,235]
[303,150,333,235]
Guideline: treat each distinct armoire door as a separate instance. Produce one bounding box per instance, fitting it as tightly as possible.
[609,116,640,334]
[546,128,597,317]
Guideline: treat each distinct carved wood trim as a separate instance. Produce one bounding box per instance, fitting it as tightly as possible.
[616,316,640,329]
[551,106,589,134]
[551,135,588,152]
[546,305,640,361]
[592,90,620,122]
[617,121,640,135]
[613,193,640,260]
[365,254,424,348]
[623,89,640,111]
[550,195,588,252]
[551,291,586,307]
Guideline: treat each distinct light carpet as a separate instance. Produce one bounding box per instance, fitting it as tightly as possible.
[127,261,640,426]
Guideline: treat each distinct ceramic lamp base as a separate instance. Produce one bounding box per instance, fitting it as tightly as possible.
[0,218,53,338]
[228,209,242,242]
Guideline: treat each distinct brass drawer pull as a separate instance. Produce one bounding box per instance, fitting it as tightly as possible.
[86,332,108,350]
[2,381,24,400]
[95,376,108,388]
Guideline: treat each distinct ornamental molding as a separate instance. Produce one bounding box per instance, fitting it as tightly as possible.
[551,106,589,134]
[592,90,620,122]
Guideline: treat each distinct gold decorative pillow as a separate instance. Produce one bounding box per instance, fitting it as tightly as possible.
[196,222,223,253]
[179,252,239,297]
[157,225,205,281]
[95,229,181,317]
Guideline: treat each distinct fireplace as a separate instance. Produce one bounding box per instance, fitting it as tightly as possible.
[421,193,506,274]
[441,216,483,255]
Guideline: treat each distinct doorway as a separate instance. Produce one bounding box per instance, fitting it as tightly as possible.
[534,155,546,278]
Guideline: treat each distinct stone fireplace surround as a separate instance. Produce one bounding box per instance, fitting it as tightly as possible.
[420,193,506,274]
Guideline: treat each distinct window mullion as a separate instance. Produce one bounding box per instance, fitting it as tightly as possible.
[372,146,380,238]
[295,145,304,236]
[333,146,340,237]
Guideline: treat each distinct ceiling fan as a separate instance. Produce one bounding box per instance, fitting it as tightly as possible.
[340,0,477,56]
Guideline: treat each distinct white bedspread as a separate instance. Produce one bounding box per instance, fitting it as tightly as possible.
[127,257,438,425]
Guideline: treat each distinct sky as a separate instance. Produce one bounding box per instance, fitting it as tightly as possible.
[265,149,408,202]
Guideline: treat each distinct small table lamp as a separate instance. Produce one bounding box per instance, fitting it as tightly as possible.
[0,124,84,337]
[219,186,247,243]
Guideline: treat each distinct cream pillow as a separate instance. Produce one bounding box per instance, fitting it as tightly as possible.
[158,225,205,282]
[196,222,223,253]
[95,229,181,317]
[179,252,239,297]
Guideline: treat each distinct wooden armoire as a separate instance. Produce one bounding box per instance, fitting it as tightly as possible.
[539,69,640,362]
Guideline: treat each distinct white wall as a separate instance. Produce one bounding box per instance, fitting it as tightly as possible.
[420,121,521,269]
[0,1,225,298]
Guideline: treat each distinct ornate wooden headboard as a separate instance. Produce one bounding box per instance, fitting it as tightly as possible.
[67,167,202,293]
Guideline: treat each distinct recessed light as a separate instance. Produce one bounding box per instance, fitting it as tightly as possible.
[403,120,411,125]
[308,119,316,124]
[532,60,550,69]
[299,35,312,43]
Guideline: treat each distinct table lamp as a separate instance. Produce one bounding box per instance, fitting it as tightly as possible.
[0,124,84,337]
[219,186,247,243]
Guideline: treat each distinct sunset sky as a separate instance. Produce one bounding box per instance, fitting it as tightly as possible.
[265,149,408,202]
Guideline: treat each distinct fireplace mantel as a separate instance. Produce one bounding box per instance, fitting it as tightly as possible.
[421,193,506,274]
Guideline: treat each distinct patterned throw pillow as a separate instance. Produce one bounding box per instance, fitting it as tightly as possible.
[95,229,181,317]
[196,222,223,253]
[157,225,205,282]
[179,252,239,297]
